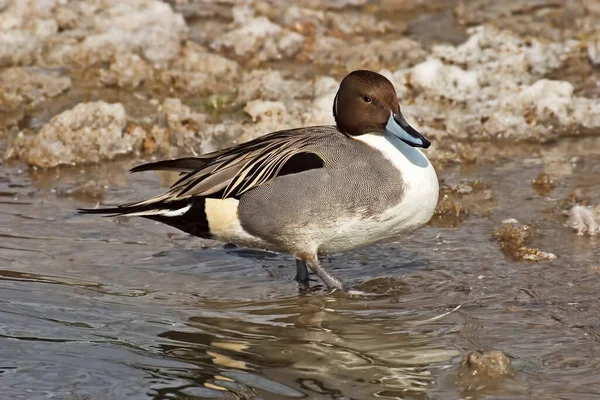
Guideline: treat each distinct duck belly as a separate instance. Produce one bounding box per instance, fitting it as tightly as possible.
[317,175,439,254]
[317,150,439,254]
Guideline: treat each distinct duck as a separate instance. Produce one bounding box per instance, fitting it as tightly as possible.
[79,70,439,291]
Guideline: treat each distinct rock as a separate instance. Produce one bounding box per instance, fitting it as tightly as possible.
[493,219,556,262]
[42,0,187,67]
[327,9,393,35]
[244,100,287,123]
[410,58,479,102]
[0,0,61,66]
[457,350,514,390]
[100,54,154,88]
[493,220,532,251]
[396,25,600,143]
[155,98,212,155]
[211,6,295,64]
[456,1,600,43]
[434,194,467,223]
[163,41,239,95]
[236,69,311,103]
[239,100,293,143]
[0,1,187,68]
[0,24,44,67]
[560,188,589,209]
[81,1,185,66]
[0,67,71,110]
[304,76,337,126]
[8,101,144,167]
[531,172,555,196]
[308,37,426,74]
[171,41,238,78]
[430,179,494,227]
[516,247,557,261]
[277,30,305,58]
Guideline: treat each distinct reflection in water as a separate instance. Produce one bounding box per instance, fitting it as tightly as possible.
[152,294,459,399]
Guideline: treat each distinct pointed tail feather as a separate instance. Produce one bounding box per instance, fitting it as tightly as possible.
[130,157,211,173]
[78,199,192,218]
[78,198,211,238]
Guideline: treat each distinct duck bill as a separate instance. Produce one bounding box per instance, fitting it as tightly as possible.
[385,112,431,148]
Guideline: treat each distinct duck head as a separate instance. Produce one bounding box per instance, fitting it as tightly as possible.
[333,70,430,148]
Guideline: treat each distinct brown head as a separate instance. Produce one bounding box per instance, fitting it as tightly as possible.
[333,70,430,148]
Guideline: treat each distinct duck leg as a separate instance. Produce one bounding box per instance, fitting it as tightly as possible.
[304,256,345,291]
[295,259,310,287]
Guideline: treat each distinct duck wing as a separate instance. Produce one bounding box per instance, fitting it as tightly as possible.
[79,127,331,218]
[151,128,326,202]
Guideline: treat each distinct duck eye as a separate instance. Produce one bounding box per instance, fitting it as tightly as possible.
[362,96,372,103]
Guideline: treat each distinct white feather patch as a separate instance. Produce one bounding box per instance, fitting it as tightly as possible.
[125,204,192,217]
[205,198,269,249]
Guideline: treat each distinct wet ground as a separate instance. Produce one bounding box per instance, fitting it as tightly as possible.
[1,136,600,399]
[2,0,600,399]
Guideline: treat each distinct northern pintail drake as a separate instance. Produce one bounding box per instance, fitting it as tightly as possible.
[79,70,439,291]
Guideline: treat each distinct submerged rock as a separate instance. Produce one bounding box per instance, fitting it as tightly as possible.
[515,247,557,262]
[431,179,494,228]
[457,350,514,390]
[493,219,556,262]
[531,172,555,196]
[494,219,532,249]
[7,102,144,168]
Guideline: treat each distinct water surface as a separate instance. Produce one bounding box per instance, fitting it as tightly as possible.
[2,138,600,399]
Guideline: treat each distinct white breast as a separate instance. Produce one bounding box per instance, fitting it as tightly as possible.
[317,133,439,254]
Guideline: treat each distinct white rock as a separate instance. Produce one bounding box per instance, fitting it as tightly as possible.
[398,25,598,142]
[304,76,337,125]
[518,80,573,125]
[411,58,480,102]
[100,53,153,88]
[239,100,293,142]
[244,100,287,123]
[237,69,311,103]
[0,67,71,108]
[47,0,187,67]
[277,31,305,58]
[213,15,282,57]
[11,101,144,167]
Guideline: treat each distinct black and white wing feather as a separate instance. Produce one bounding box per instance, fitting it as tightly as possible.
[78,128,327,216]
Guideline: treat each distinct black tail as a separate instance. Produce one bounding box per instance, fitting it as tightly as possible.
[130,157,210,173]
[78,198,211,238]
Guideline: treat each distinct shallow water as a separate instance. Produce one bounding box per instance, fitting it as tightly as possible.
[1,136,600,399]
